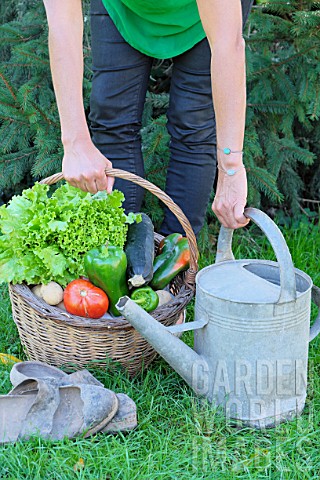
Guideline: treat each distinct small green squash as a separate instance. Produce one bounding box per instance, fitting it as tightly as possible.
[125,213,154,287]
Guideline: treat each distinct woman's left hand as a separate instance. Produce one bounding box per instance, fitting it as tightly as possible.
[212,165,250,229]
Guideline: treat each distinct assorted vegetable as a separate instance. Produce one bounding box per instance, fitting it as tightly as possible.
[57,301,67,311]
[63,279,109,319]
[40,281,64,306]
[31,285,43,299]
[131,286,159,312]
[84,244,129,316]
[155,289,173,307]
[29,228,189,317]
[0,183,139,286]
[150,233,190,290]
[1,181,190,319]
[125,212,154,287]
[31,281,64,305]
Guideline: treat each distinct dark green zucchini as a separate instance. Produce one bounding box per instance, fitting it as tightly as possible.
[125,213,154,287]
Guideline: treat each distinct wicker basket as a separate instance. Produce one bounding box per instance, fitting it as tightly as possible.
[9,168,199,376]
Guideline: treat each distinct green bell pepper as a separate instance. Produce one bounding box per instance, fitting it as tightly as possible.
[150,233,190,290]
[84,244,129,316]
[131,286,159,312]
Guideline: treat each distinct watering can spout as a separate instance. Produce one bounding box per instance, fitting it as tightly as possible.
[117,297,210,397]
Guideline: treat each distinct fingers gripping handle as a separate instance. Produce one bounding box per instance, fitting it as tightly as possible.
[215,207,297,304]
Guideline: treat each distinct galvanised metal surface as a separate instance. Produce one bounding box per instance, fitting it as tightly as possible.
[194,259,312,428]
[117,208,320,429]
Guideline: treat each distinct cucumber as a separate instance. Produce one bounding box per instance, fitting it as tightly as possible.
[125,213,154,288]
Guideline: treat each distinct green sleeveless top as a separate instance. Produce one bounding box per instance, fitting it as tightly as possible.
[101,0,206,59]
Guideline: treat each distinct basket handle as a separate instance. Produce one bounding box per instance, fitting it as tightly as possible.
[40,168,199,286]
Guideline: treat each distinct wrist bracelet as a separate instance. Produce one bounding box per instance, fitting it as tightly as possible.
[217,146,243,155]
[217,164,246,176]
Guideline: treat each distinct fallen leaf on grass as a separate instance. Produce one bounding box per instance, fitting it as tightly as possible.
[0,353,22,364]
[73,458,85,472]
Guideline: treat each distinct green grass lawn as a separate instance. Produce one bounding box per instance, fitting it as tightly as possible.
[0,218,319,479]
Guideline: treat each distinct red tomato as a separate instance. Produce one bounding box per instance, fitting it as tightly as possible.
[64,279,109,319]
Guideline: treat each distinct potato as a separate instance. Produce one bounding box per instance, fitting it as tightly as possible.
[31,284,43,299]
[40,281,64,306]
[56,301,66,311]
[156,290,174,307]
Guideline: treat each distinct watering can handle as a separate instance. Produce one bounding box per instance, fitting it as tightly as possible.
[310,285,320,342]
[215,207,297,303]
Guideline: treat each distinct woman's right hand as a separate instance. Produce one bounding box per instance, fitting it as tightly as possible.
[43,0,113,195]
[62,137,114,194]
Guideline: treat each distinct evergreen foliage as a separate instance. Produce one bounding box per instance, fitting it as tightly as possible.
[0,1,319,222]
[0,2,57,197]
[245,0,320,210]
[0,0,91,203]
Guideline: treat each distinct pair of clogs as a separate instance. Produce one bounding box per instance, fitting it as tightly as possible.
[0,361,137,444]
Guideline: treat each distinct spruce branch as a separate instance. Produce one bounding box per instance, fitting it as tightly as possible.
[0,70,16,100]
[252,45,318,77]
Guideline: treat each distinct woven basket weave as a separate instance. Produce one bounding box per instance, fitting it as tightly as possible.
[9,168,199,376]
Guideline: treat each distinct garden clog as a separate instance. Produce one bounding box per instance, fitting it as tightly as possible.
[10,361,106,389]
[0,378,118,443]
[102,393,137,433]
[0,379,59,443]
[10,360,76,386]
[9,361,137,434]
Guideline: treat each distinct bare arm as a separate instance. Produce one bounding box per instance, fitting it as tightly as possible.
[197,0,249,229]
[43,0,113,193]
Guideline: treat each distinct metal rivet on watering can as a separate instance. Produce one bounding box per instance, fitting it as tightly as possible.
[117,208,320,429]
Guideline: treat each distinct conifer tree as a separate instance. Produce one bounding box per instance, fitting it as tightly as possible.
[245,0,320,210]
[0,0,91,202]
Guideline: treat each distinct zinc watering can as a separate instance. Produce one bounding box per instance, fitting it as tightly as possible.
[117,208,320,428]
